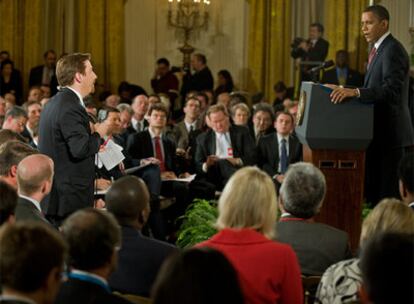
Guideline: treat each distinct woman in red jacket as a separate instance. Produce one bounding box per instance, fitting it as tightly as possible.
[197,166,303,304]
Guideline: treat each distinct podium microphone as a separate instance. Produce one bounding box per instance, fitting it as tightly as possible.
[310,60,334,73]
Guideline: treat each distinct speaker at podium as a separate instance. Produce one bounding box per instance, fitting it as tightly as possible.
[295,81,373,251]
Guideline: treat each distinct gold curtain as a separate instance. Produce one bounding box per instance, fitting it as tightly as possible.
[73,0,125,94]
[0,0,125,97]
[247,0,292,102]
[324,0,369,72]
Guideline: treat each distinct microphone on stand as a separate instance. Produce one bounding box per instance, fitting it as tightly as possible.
[310,60,335,73]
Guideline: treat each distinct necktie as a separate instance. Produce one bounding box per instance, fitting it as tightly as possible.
[154,136,166,172]
[367,47,377,68]
[280,138,288,174]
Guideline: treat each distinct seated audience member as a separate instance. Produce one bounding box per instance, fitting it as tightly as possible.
[321,50,363,87]
[214,69,234,96]
[15,154,53,225]
[198,167,303,303]
[0,59,23,103]
[231,102,250,126]
[130,94,149,133]
[27,86,43,103]
[258,111,302,185]
[105,94,121,108]
[118,81,147,104]
[359,232,413,304]
[0,141,37,189]
[127,103,190,239]
[0,95,6,125]
[56,209,131,304]
[0,129,26,145]
[272,81,292,112]
[152,248,244,304]
[84,98,97,117]
[150,58,179,110]
[40,84,51,99]
[106,176,176,297]
[173,97,202,172]
[216,92,231,108]
[250,102,275,143]
[2,106,28,134]
[4,93,16,111]
[0,180,18,226]
[228,92,249,109]
[316,198,414,304]
[195,104,256,189]
[398,153,414,209]
[117,103,133,145]
[0,222,67,304]
[21,101,41,143]
[277,162,352,275]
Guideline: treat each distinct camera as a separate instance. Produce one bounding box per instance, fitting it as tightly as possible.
[291,37,305,49]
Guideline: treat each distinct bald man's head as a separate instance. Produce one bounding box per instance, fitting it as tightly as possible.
[17,154,54,196]
[105,176,150,228]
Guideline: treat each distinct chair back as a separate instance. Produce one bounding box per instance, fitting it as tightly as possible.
[302,275,322,304]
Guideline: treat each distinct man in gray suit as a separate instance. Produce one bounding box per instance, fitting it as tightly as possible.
[277,162,352,275]
[15,154,53,225]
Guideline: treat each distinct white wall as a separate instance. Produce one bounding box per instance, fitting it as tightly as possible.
[124,0,249,93]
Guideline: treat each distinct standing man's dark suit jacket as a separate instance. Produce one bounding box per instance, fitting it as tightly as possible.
[181,66,214,98]
[15,196,50,225]
[321,67,363,87]
[257,132,302,177]
[55,278,131,304]
[38,88,101,219]
[109,226,177,297]
[277,217,352,275]
[195,125,257,174]
[359,34,414,203]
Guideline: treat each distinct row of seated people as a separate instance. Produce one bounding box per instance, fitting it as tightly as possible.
[0,157,412,304]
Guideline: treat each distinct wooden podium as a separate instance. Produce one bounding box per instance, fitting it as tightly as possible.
[295,82,373,250]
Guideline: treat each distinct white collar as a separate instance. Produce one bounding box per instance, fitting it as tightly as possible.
[409,201,414,208]
[184,120,196,131]
[65,86,85,108]
[277,133,289,143]
[148,127,162,140]
[71,269,108,286]
[374,31,390,50]
[18,194,41,212]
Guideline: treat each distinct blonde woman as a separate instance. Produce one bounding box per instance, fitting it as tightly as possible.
[315,198,414,304]
[197,166,303,304]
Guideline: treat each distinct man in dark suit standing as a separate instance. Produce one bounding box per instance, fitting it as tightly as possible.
[277,162,352,275]
[15,154,53,225]
[258,111,302,185]
[106,176,176,297]
[180,53,214,99]
[29,50,57,88]
[38,53,105,225]
[321,50,363,87]
[329,5,414,205]
[195,104,256,189]
[291,23,329,81]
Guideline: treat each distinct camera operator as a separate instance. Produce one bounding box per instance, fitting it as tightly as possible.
[291,23,330,81]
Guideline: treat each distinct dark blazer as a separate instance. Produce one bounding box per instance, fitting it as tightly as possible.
[15,196,50,225]
[277,218,352,275]
[38,88,101,218]
[55,278,131,304]
[173,120,202,150]
[126,130,178,174]
[359,34,414,148]
[28,65,55,87]
[257,132,302,177]
[20,127,33,143]
[321,67,363,87]
[181,66,214,97]
[307,38,329,62]
[109,226,177,297]
[195,125,257,173]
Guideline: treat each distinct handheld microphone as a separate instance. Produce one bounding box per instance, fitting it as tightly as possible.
[310,60,334,73]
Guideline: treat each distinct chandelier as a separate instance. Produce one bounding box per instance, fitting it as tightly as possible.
[167,0,211,71]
